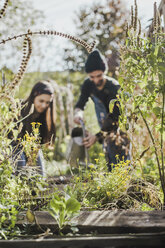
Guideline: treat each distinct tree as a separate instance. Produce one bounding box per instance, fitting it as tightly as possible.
[0,0,44,71]
[63,0,128,76]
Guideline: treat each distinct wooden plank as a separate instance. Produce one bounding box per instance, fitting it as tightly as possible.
[17,210,165,234]
[0,233,165,248]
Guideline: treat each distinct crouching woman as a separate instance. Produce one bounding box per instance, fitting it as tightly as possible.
[11,81,56,176]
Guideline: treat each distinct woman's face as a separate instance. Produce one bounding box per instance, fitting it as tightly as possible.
[33,94,52,113]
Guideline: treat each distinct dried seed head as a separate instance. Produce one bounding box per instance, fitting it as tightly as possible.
[0,30,95,54]
[0,0,9,19]
[133,0,138,31]
[125,22,129,37]
[138,19,141,36]
[1,29,95,93]
[131,6,134,27]
[153,2,158,31]
[10,36,32,91]
[157,10,162,32]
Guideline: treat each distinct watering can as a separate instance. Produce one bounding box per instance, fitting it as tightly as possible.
[66,120,89,168]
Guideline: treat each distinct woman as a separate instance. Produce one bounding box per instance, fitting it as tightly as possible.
[12,81,56,176]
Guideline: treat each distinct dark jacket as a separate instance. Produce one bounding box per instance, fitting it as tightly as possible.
[75,76,120,117]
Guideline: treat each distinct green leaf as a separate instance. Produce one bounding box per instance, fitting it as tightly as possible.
[0,154,4,160]
[153,107,161,116]
[26,209,35,223]
[50,198,65,215]
[154,45,159,57]
[66,198,81,213]
[159,127,165,134]
[109,99,117,113]
[59,210,65,229]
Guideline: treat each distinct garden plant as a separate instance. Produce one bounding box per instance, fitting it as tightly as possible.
[118,1,165,206]
[0,0,95,239]
[0,0,164,241]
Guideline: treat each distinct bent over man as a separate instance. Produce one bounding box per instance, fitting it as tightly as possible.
[74,50,129,170]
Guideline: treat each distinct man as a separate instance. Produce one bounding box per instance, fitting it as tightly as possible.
[74,50,121,169]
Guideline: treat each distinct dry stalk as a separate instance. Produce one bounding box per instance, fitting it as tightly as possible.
[133,0,138,31]
[0,29,96,53]
[0,30,96,92]
[8,36,32,91]
[0,0,9,19]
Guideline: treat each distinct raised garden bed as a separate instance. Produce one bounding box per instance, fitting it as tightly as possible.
[1,210,165,248]
[17,210,165,234]
[0,233,165,248]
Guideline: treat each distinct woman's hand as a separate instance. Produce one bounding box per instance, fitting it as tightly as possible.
[83,132,97,148]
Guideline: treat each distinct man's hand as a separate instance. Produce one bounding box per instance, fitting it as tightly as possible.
[83,133,97,148]
[74,108,84,125]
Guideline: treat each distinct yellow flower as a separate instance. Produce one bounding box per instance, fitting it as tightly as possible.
[34,128,39,133]
[97,186,100,190]
[31,122,36,126]
[37,122,42,126]
[95,158,99,163]
[88,164,95,169]
[88,174,91,179]
[76,177,80,181]
[106,191,111,197]
[27,137,32,142]
[99,153,104,157]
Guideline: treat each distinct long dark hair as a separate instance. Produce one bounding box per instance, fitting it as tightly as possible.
[20,81,56,144]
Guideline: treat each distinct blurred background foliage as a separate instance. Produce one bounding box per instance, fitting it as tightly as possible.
[63,0,129,77]
[0,0,45,71]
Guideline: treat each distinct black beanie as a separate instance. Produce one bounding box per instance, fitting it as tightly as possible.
[85,50,107,73]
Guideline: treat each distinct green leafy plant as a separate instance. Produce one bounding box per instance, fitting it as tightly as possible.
[21,122,42,166]
[49,193,81,232]
[66,154,160,210]
[0,92,21,239]
[0,0,95,240]
[118,1,165,206]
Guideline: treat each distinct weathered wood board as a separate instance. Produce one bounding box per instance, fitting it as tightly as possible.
[17,210,165,234]
[0,210,164,248]
[0,233,165,248]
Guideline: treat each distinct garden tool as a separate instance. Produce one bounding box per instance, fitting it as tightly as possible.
[79,119,89,165]
[66,120,89,168]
